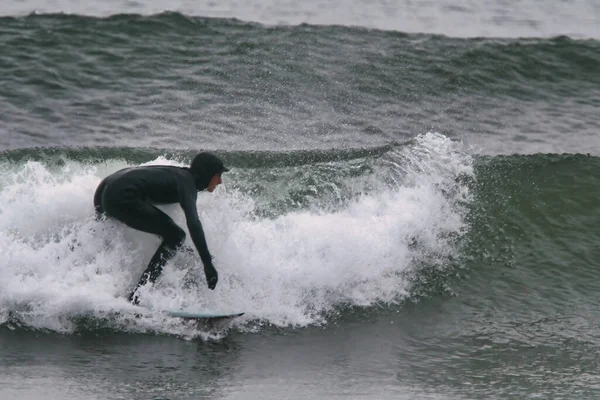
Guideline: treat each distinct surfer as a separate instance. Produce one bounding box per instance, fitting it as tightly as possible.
[93,152,229,304]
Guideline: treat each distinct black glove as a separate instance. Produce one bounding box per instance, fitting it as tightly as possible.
[204,262,218,290]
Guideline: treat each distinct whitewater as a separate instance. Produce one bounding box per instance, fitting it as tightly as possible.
[0,133,472,338]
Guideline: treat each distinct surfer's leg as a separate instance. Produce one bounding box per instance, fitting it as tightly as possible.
[108,202,186,304]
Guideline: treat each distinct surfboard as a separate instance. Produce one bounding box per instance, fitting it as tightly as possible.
[164,310,244,321]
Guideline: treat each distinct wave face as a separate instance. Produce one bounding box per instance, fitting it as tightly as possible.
[3,135,598,340]
[464,153,600,312]
[3,130,598,340]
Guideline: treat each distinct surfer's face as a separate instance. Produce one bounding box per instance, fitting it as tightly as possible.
[207,173,223,193]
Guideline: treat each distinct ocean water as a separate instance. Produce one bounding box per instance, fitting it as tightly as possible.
[1,1,599,399]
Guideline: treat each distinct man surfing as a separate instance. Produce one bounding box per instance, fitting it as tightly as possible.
[93,152,229,304]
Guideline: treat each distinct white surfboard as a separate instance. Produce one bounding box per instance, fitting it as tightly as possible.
[164,310,244,320]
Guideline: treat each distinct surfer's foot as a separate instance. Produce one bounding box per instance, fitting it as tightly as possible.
[182,245,195,255]
[128,290,140,305]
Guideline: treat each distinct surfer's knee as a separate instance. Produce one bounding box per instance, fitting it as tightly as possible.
[164,225,186,248]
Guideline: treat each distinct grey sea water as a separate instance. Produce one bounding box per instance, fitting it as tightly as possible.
[1,1,599,399]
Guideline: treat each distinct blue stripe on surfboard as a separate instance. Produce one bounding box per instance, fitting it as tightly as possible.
[165,310,244,319]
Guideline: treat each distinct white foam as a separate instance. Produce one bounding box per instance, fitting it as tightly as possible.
[0,133,473,338]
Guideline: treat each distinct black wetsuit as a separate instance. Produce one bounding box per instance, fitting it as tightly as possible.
[94,153,226,303]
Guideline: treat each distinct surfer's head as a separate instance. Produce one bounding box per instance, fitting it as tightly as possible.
[189,152,229,192]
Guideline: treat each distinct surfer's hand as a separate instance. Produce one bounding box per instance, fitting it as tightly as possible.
[204,262,218,290]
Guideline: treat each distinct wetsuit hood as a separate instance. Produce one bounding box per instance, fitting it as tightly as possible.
[188,152,229,190]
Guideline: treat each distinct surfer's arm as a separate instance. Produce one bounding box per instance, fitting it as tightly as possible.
[179,180,218,289]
